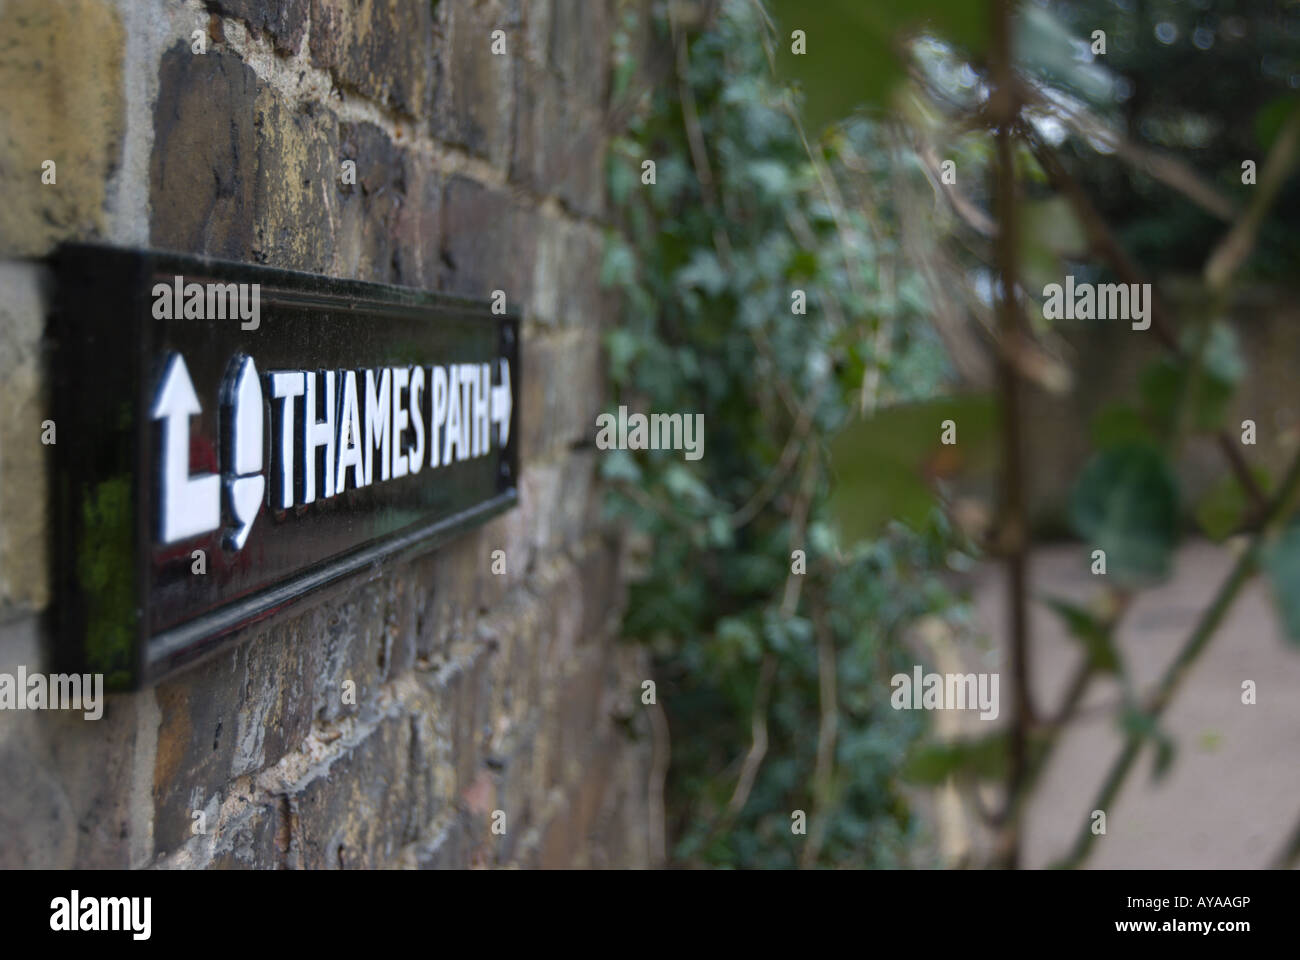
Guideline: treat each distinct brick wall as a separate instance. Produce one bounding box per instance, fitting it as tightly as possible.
[0,0,654,869]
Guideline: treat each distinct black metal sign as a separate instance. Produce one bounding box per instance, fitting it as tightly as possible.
[49,245,520,689]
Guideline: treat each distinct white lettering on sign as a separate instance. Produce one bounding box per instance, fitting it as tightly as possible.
[269,371,304,509]
[151,353,513,551]
[364,367,391,486]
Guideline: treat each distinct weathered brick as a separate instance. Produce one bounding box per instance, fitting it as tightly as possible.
[335,121,403,284]
[510,0,611,215]
[0,737,78,867]
[0,0,124,256]
[558,450,601,551]
[0,662,137,869]
[501,736,535,842]
[573,738,616,856]
[251,92,338,273]
[0,263,49,611]
[520,332,604,461]
[408,707,454,836]
[152,619,316,856]
[439,176,536,303]
[511,66,605,217]
[530,219,613,329]
[414,529,487,663]
[578,536,623,645]
[548,0,612,101]
[539,801,573,868]
[394,150,443,289]
[432,0,519,165]
[328,124,446,290]
[152,47,336,273]
[209,0,308,54]
[310,0,435,118]
[448,650,494,796]
[560,651,606,766]
[416,816,468,868]
[287,715,416,869]
[206,795,281,870]
[549,563,584,668]
[495,592,546,733]
[312,578,404,725]
[150,44,257,261]
[572,226,621,330]
[515,462,560,574]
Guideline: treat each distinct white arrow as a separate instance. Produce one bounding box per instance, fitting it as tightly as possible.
[491,359,512,447]
[151,353,220,544]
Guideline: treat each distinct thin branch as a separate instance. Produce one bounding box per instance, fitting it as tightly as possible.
[1023,126,1269,516]
[611,478,698,532]
[1019,81,1238,222]
[990,0,1033,871]
[1054,444,1300,869]
[1205,103,1300,293]
[724,654,777,819]
[915,141,997,237]
[648,701,671,866]
[780,449,821,617]
[800,603,840,869]
[730,380,825,529]
[727,449,820,829]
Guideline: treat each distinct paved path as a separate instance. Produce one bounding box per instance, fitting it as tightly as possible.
[943,540,1300,868]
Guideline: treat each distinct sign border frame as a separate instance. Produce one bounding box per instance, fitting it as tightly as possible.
[48,243,520,689]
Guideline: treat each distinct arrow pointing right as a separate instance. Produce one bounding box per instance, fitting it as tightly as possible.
[491,359,512,448]
[152,353,220,544]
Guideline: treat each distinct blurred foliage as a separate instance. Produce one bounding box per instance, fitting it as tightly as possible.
[1043,596,1120,673]
[1044,0,1300,278]
[607,0,1300,869]
[769,0,988,131]
[827,395,997,544]
[605,0,972,868]
[1069,442,1180,583]
[750,0,1300,862]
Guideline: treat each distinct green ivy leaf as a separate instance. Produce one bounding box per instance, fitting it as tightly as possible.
[675,249,729,297]
[1042,596,1119,673]
[770,0,988,132]
[1194,468,1268,541]
[902,732,1009,785]
[1069,442,1180,583]
[826,394,997,544]
[1139,323,1243,434]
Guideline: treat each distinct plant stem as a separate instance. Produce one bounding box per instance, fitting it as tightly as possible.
[990,0,1032,870]
[1022,127,1268,515]
[1054,444,1300,868]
